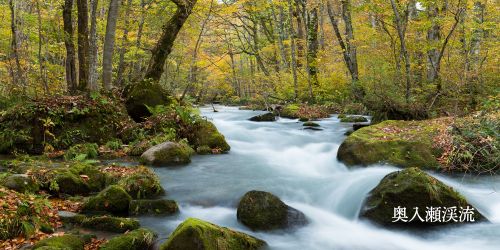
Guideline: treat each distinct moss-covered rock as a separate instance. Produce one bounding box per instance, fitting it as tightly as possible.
[1,174,39,193]
[187,120,230,153]
[160,218,266,250]
[100,228,157,250]
[125,80,172,122]
[361,167,485,227]
[33,235,86,250]
[52,170,91,195]
[196,145,212,155]
[340,116,368,123]
[128,140,152,156]
[303,122,320,127]
[0,95,134,154]
[77,215,140,233]
[117,166,165,199]
[82,185,131,215]
[249,113,276,122]
[129,199,179,216]
[338,119,445,169]
[140,142,194,166]
[237,190,307,231]
[73,164,108,192]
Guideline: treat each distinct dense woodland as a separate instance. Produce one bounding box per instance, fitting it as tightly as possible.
[0,0,498,249]
[1,0,498,117]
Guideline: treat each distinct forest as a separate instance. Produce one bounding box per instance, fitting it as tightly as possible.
[0,0,498,249]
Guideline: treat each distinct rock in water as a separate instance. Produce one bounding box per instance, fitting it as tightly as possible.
[249,112,276,122]
[361,167,485,228]
[160,218,266,250]
[140,142,194,166]
[303,121,320,127]
[129,199,179,216]
[81,185,132,215]
[340,116,368,123]
[100,228,157,250]
[237,190,308,230]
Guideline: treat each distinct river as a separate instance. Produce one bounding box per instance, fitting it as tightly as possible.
[138,106,500,250]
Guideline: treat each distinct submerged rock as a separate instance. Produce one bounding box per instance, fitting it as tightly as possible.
[82,185,131,215]
[303,121,320,127]
[237,190,307,231]
[249,112,276,122]
[160,218,266,250]
[361,167,485,227]
[76,215,140,233]
[141,141,194,166]
[337,119,443,169]
[1,174,39,193]
[340,116,368,123]
[100,228,157,250]
[129,199,179,216]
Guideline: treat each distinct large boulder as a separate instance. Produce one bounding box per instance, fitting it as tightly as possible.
[338,119,444,169]
[117,166,165,199]
[129,199,179,216]
[361,167,485,227]
[185,120,230,153]
[82,185,131,215]
[32,235,86,250]
[140,142,194,166]
[249,112,276,122]
[125,80,172,122]
[237,190,307,231]
[160,218,266,250]
[52,170,91,196]
[100,228,157,250]
[1,174,39,193]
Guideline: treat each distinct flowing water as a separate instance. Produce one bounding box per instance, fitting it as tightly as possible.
[139,106,500,250]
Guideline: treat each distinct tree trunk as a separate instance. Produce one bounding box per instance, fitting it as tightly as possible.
[9,0,25,93]
[76,0,90,91]
[36,0,49,94]
[426,4,440,82]
[288,0,299,101]
[295,0,306,67]
[390,0,411,103]
[63,0,77,94]
[341,0,359,81]
[102,0,120,90]
[117,0,133,87]
[89,0,99,91]
[306,7,319,100]
[144,0,198,83]
[133,0,146,79]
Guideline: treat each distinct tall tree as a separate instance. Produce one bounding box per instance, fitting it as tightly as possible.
[9,0,24,93]
[76,0,90,91]
[307,6,319,99]
[144,0,198,82]
[63,0,77,94]
[117,0,133,86]
[102,0,120,90]
[288,0,299,100]
[88,0,99,91]
[389,0,411,103]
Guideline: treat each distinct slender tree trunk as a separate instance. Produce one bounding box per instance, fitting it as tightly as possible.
[36,0,49,94]
[426,4,440,82]
[63,0,77,94]
[133,0,146,79]
[307,7,319,90]
[272,5,288,71]
[102,0,120,90]
[89,0,99,91]
[144,0,198,83]
[9,0,24,93]
[288,0,299,101]
[76,0,90,91]
[390,0,411,103]
[117,0,133,86]
[294,0,305,67]
[342,0,358,81]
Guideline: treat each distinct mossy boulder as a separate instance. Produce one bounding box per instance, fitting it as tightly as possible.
[129,199,179,216]
[303,122,320,127]
[33,235,86,250]
[361,167,485,227]
[140,142,194,166]
[117,166,165,199]
[0,95,133,154]
[125,80,172,122]
[160,218,266,250]
[340,116,368,123]
[74,165,108,192]
[128,140,152,156]
[196,145,213,155]
[237,190,307,231]
[100,228,157,250]
[249,113,276,122]
[338,119,444,169]
[1,174,39,193]
[52,170,91,195]
[77,215,140,233]
[186,120,230,153]
[82,185,131,215]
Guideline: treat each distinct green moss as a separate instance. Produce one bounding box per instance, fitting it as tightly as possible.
[361,167,485,227]
[51,170,91,195]
[338,120,442,169]
[340,116,368,123]
[140,141,194,166]
[196,145,212,155]
[188,120,230,153]
[129,200,179,216]
[100,228,157,250]
[249,113,276,122]
[73,164,107,192]
[280,104,300,119]
[105,139,122,150]
[160,218,266,250]
[1,174,39,193]
[82,185,131,215]
[117,166,165,199]
[33,235,85,250]
[237,191,288,231]
[77,215,140,233]
[64,143,99,161]
[125,80,172,122]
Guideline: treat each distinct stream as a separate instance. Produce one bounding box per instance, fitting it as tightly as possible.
[138,106,500,250]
